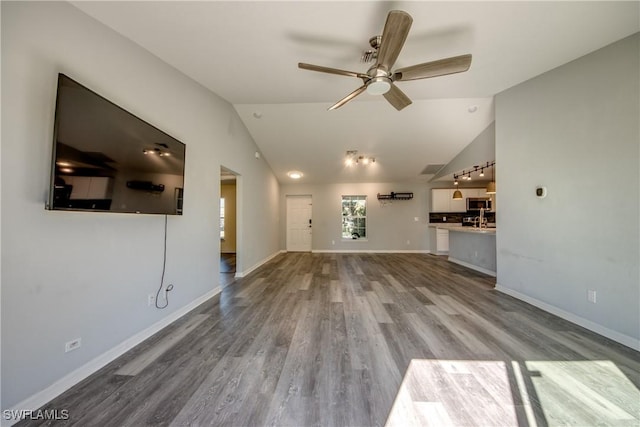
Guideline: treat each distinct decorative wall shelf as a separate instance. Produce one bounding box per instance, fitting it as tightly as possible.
[377,192,414,201]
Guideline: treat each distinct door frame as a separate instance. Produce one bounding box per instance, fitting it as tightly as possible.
[220,166,241,279]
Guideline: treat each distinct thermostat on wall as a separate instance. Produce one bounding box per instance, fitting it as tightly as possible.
[536,186,547,198]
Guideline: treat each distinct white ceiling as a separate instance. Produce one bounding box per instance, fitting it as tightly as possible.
[71,1,639,184]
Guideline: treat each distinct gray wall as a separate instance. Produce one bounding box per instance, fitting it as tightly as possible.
[1,2,279,409]
[280,182,429,252]
[431,121,495,182]
[495,33,639,347]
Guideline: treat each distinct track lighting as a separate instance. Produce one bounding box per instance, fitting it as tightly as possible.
[486,164,496,194]
[452,174,463,199]
[143,148,171,157]
[451,161,496,198]
[345,150,375,167]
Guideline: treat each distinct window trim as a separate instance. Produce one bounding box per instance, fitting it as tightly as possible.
[341,195,368,241]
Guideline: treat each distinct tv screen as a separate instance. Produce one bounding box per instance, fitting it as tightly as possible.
[47,74,185,215]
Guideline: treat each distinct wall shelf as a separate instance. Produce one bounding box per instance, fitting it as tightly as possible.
[377,192,413,201]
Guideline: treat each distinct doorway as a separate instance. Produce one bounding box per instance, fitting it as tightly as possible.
[220,166,238,287]
[286,195,312,252]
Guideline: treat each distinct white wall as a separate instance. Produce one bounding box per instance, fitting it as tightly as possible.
[280,182,429,252]
[1,1,279,410]
[495,33,639,348]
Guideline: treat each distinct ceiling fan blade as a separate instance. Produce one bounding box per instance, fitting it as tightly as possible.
[328,85,367,110]
[394,54,472,81]
[298,63,368,79]
[376,10,413,71]
[383,84,412,111]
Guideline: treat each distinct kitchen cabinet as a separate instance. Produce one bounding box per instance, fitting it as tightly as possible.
[450,191,466,212]
[65,177,113,200]
[431,189,452,212]
[431,187,496,213]
[431,188,467,213]
[436,229,449,253]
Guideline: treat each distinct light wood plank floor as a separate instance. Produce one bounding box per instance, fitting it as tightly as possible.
[19,253,640,426]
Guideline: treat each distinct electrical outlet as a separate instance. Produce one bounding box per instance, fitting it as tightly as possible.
[406,240,411,245]
[332,240,335,245]
[588,290,597,303]
[148,294,156,306]
[65,338,81,353]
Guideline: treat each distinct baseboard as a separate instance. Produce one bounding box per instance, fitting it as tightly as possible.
[495,284,640,351]
[2,287,221,427]
[447,257,496,277]
[311,250,431,254]
[235,250,284,278]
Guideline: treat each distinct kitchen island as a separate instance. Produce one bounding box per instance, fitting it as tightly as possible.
[447,226,496,276]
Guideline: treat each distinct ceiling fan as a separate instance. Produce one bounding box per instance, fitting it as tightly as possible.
[298,10,472,111]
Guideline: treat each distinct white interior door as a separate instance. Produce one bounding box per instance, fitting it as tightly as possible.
[286,195,312,252]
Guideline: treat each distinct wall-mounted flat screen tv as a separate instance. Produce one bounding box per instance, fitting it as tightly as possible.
[47,74,185,215]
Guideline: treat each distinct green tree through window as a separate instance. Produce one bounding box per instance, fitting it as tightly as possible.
[342,195,367,239]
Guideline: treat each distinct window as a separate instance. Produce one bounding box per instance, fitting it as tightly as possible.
[220,197,225,240]
[341,195,367,239]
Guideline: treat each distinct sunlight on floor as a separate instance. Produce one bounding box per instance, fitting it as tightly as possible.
[385,359,640,427]
[385,360,519,427]
[525,360,640,426]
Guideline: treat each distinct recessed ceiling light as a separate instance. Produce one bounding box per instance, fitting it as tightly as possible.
[468,105,478,113]
[287,170,303,179]
[253,112,263,119]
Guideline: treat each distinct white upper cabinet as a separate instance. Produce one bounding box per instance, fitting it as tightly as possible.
[66,176,113,200]
[431,188,492,213]
[431,189,452,212]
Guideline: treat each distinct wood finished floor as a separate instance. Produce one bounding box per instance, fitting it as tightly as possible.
[220,253,236,287]
[20,253,640,427]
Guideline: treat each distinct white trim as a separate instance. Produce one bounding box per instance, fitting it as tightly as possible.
[312,250,431,254]
[495,284,640,352]
[2,288,220,427]
[235,250,283,278]
[447,257,496,277]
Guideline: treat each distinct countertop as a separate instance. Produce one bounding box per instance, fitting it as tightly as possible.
[428,223,462,229]
[448,226,496,235]
[429,223,496,234]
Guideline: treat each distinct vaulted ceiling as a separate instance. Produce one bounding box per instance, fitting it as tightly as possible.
[72,1,639,184]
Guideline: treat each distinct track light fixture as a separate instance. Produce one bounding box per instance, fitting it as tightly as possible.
[451,161,496,198]
[143,148,171,157]
[486,164,496,194]
[345,150,375,167]
[452,173,463,199]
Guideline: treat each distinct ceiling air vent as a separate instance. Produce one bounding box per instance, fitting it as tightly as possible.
[420,164,445,175]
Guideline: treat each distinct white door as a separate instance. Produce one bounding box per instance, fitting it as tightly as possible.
[286,195,312,252]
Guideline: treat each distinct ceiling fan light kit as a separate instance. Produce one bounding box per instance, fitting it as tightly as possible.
[298,10,472,111]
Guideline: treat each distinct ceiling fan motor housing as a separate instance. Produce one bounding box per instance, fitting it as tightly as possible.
[365,66,392,95]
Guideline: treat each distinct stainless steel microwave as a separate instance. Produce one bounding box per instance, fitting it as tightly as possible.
[467,197,492,211]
